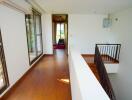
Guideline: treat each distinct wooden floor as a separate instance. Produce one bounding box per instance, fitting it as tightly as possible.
[82,55,118,64]
[2,49,71,100]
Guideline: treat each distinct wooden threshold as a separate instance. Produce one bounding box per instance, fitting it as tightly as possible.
[81,54,94,57]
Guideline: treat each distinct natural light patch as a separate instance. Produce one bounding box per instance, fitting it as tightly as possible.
[56,23,65,44]
[57,78,70,84]
[0,77,4,89]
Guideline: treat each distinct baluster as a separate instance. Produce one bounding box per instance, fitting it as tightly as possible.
[104,45,106,61]
[99,45,101,54]
[115,45,118,61]
[112,45,114,59]
[106,45,108,61]
[110,45,112,60]
[113,45,115,59]
[117,45,119,61]
[111,46,113,59]
[101,45,103,55]
[117,45,121,61]
[108,45,111,60]
[111,46,113,60]
[102,45,104,60]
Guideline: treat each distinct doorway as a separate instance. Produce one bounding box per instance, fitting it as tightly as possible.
[52,14,68,54]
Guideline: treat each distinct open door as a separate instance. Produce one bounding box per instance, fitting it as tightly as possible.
[52,14,68,54]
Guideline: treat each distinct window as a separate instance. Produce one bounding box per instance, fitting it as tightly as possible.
[0,29,9,94]
[25,9,43,64]
[56,23,65,43]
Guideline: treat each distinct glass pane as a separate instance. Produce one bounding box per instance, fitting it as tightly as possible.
[56,23,61,43]
[35,14,42,55]
[25,15,37,62]
[61,34,65,39]
[35,15,41,35]
[61,24,64,32]
[36,35,42,55]
[60,23,65,39]
[0,60,6,89]
[30,18,37,61]
[57,24,60,31]
[56,35,60,44]
[57,30,60,35]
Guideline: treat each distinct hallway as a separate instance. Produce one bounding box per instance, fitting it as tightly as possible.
[2,50,71,100]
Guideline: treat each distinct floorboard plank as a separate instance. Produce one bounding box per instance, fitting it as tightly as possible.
[1,49,71,100]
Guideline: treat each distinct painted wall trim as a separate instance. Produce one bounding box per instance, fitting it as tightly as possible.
[0,0,32,14]
[26,0,45,14]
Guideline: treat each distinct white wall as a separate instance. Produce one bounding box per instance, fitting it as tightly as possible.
[105,64,119,73]
[69,47,110,100]
[109,8,132,100]
[68,14,117,54]
[108,74,119,100]
[41,14,117,54]
[0,5,30,96]
[42,14,53,54]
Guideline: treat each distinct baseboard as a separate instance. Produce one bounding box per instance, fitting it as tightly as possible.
[81,54,95,56]
[44,54,54,56]
[1,54,44,99]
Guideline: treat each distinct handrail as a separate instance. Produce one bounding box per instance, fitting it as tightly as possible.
[94,45,116,100]
[96,44,121,45]
[96,44,121,62]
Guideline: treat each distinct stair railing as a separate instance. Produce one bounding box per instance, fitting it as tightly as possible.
[94,45,116,100]
[96,44,121,62]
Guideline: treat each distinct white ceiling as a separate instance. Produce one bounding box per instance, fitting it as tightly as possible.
[34,0,132,14]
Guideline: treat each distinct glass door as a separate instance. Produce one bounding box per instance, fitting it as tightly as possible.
[25,15,37,62]
[0,29,9,94]
[25,9,43,64]
[33,10,43,56]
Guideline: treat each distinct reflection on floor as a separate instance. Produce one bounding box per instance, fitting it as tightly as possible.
[2,49,71,100]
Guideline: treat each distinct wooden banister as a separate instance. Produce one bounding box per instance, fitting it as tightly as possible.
[94,45,116,100]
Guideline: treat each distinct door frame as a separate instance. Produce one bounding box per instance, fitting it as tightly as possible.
[52,14,68,54]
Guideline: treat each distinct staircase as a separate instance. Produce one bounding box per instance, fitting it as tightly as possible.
[83,44,121,100]
[83,55,119,81]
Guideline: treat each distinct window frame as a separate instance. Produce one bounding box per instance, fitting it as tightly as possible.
[0,29,9,94]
